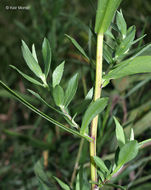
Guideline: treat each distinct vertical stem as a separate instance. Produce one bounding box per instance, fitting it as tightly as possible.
[70,74,87,187]
[70,139,85,187]
[90,33,103,190]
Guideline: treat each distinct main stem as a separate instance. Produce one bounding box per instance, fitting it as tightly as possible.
[90,33,104,190]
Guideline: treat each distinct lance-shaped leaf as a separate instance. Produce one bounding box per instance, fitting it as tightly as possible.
[130,128,134,141]
[95,0,122,34]
[32,44,38,62]
[80,98,108,135]
[53,85,64,107]
[4,129,52,150]
[104,184,126,190]
[115,26,136,58]
[0,81,92,142]
[21,40,43,79]
[53,177,70,190]
[116,10,127,38]
[34,160,56,189]
[10,65,43,86]
[114,117,125,148]
[65,34,89,61]
[117,140,139,166]
[28,89,62,115]
[104,56,151,80]
[110,140,139,178]
[52,61,64,88]
[93,156,110,175]
[64,73,79,107]
[42,38,52,78]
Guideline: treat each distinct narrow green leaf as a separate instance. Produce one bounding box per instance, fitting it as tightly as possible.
[21,40,43,79]
[104,183,126,190]
[103,46,113,64]
[132,44,151,59]
[118,140,139,166]
[130,128,134,141]
[116,10,127,38]
[132,34,147,45]
[98,171,105,182]
[65,34,89,60]
[0,81,92,142]
[28,89,62,115]
[42,38,52,78]
[52,61,64,88]
[3,129,52,150]
[75,173,80,190]
[53,85,64,107]
[34,160,54,188]
[114,117,125,148]
[80,98,108,135]
[95,0,122,34]
[10,65,43,86]
[115,26,136,58]
[53,177,70,190]
[85,87,93,100]
[109,141,139,179]
[64,73,79,107]
[93,156,109,174]
[104,56,151,80]
[32,44,38,62]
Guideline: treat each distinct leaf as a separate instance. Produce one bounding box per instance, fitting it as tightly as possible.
[85,87,93,100]
[75,172,80,190]
[34,160,54,189]
[0,81,92,142]
[132,34,147,45]
[98,171,105,182]
[116,10,127,38]
[104,56,151,80]
[75,167,84,190]
[10,65,43,86]
[21,40,43,79]
[130,128,134,141]
[17,61,39,83]
[28,89,62,115]
[32,44,38,62]
[103,45,113,64]
[93,156,109,174]
[95,0,122,34]
[131,44,151,59]
[64,73,79,107]
[118,140,139,166]
[3,129,52,150]
[114,117,125,148]
[115,26,136,58]
[52,61,64,88]
[104,183,126,190]
[80,98,108,135]
[42,38,52,78]
[53,177,70,190]
[65,34,89,60]
[53,85,64,107]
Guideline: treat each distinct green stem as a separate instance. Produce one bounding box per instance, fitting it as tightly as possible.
[70,73,88,187]
[70,139,85,187]
[90,33,104,190]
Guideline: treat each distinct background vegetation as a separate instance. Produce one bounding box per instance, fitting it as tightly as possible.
[0,0,151,189]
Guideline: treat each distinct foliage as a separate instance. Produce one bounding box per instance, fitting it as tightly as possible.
[0,0,151,190]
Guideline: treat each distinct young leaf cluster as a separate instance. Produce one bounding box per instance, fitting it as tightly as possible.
[93,118,139,188]
[10,38,52,88]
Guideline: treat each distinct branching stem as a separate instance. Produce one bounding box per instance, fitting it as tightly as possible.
[90,33,104,190]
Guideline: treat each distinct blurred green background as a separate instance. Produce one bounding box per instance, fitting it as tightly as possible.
[0,0,151,189]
